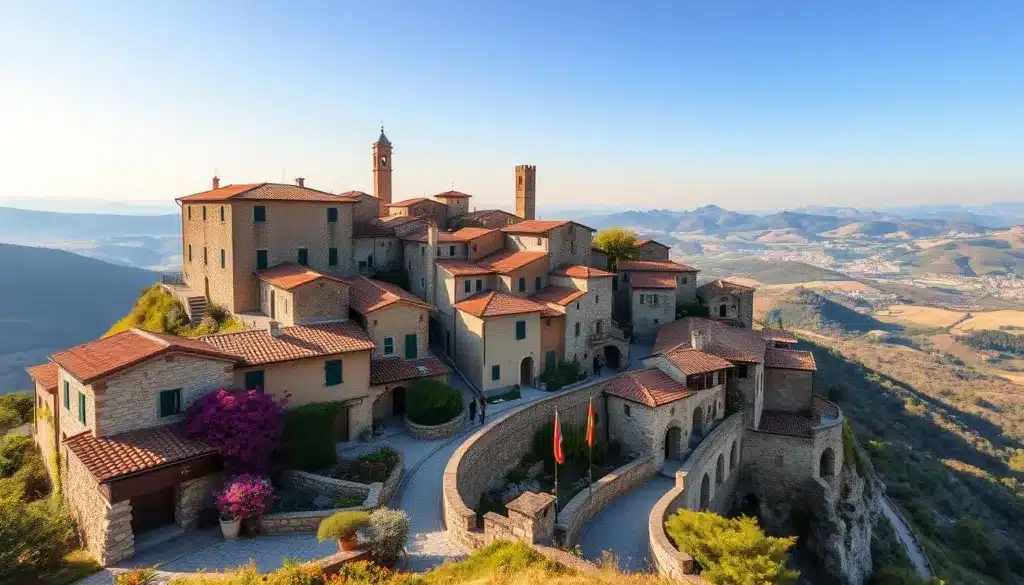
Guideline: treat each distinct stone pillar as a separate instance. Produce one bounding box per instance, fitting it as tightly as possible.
[175,475,218,529]
[505,492,557,545]
[102,500,134,565]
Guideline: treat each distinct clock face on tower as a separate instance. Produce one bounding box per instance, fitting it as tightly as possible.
[380,156,387,169]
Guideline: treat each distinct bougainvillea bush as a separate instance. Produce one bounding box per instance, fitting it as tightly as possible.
[184,388,287,472]
[215,474,273,521]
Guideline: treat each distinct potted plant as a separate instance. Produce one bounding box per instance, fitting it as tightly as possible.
[214,474,273,541]
[317,510,370,552]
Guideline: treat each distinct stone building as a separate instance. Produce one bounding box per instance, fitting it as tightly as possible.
[27,363,60,480]
[452,291,544,395]
[633,238,671,261]
[697,279,755,328]
[254,263,350,327]
[614,259,699,340]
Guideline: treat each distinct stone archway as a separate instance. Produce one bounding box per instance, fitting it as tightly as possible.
[690,406,704,448]
[603,345,622,370]
[664,426,682,461]
[819,447,836,478]
[699,473,711,510]
[716,453,725,485]
[520,356,534,387]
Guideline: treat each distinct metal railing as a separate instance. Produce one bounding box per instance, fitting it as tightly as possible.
[161,272,185,285]
[588,322,629,345]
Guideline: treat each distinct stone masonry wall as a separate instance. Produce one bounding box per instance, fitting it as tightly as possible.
[630,288,676,341]
[406,409,466,440]
[175,474,219,529]
[260,470,382,534]
[741,412,844,503]
[182,201,235,312]
[546,224,593,271]
[64,449,134,564]
[292,279,350,325]
[556,456,656,546]
[764,367,813,414]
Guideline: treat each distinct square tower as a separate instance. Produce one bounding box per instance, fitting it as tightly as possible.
[373,127,393,217]
[515,165,536,220]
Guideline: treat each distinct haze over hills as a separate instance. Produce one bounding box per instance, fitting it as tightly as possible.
[896,227,1024,277]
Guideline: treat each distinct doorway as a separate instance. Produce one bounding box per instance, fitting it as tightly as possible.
[392,387,406,417]
[719,304,727,318]
[131,486,176,535]
[603,345,621,370]
[270,290,276,319]
[690,406,704,448]
[520,357,533,386]
[664,427,681,461]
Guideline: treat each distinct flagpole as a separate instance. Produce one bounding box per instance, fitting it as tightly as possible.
[553,410,559,516]
[588,399,594,499]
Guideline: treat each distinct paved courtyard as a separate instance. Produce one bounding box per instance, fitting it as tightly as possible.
[577,474,674,573]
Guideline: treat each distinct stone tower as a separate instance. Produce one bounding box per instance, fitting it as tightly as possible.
[515,165,536,220]
[373,126,393,217]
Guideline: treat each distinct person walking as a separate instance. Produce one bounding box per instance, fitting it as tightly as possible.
[468,396,477,425]
[479,396,487,426]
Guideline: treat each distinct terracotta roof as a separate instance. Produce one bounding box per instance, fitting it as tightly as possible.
[436,260,496,277]
[476,250,548,274]
[177,183,358,203]
[550,264,615,279]
[454,291,545,318]
[697,279,756,295]
[370,356,450,385]
[339,190,372,198]
[661,348,735,376]
[346,276,432,314]
[52,329,240,385]
[652,318,765,363]
[389,197,444,208]
[758,411,812,437]
[761,328,798,344]
[256,263,347,290]
[629,272,678,289]
[617,259,697,273]
[501,220,594,234]
[538,304,565,318]
[26,363,58,393]
[401,227,495,243]
[604,368,694,407]
[636,238,669,249]
[377,215,424,227]
[434,190,472,199]
[764,348,817,371]
[457,209,520,222]
[64,425,216,483]
[353,222,396,237]
[202,322,374,366]
[529,286,586,306]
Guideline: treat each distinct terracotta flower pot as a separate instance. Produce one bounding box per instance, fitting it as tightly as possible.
[338,535,358,552]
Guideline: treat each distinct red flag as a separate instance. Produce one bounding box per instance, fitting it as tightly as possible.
[586,398,596,448]
[553,410,565,465]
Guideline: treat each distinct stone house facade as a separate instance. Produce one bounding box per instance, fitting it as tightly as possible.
[697,280,755,327]
[614,259,699,340]
[452,292,544,394]
[633,238,671,261]
[255,264,350,327]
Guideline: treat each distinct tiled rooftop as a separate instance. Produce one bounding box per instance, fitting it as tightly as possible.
[202,322,374,366]
[758,411,813,437]
[652,317,766,363]
[454,291,545,318]
[25,363,58,392]
[370,356,450,385]
[64,425,216,483]
[177,183,359,203]
[604,368,695,408]
[628,272,678,289]
[401,227,495,243]
[760,328,798,344]
[476,250,548,273]
[434,190,472,199]
[51,329,240,385]
[436,260,496,276]
[764,348,817,371]
[661,347,735,376]
[529,286,587,306]
[346,276,432,315]
[256,263,346,290]
[501,220,594,234]
[388,197,436,208]
[697,279,756,295]
[617,259,697,273]
[550,264,615,279]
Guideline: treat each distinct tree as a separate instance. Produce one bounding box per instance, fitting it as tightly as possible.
[665,509,799,585]
[0,393,33,432]
[184,388,287,473]
[593,228,637,271]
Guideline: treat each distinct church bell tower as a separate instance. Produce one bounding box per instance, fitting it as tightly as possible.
[515,164,536,220]
[373,126,393,217]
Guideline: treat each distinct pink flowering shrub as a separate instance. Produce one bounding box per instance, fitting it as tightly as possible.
[184,388,287,472]
[215,473,273,520]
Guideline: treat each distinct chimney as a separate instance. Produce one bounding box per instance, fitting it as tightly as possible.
[295,177,305,188]
[212,176,220,190]
[690,331,704,351]
[267,320,283,338]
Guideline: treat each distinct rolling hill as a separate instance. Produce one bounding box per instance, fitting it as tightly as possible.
[0,243,158,393]
[897,227,1024,276]
[691,257,850,285]
[760,288,887,335]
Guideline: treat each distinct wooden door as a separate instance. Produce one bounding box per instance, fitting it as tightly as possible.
[130,486,175,535]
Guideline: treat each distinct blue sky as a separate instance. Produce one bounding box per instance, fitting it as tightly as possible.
[1,0,1021,212]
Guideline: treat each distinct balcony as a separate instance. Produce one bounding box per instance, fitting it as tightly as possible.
[588,321,629,345]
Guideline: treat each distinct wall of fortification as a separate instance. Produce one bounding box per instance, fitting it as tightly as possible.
[741,411,844,502]
[556,456,656,547]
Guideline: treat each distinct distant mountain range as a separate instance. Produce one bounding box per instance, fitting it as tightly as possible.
[0,206,179,243]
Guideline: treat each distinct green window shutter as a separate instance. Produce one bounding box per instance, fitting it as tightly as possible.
[297,248,308,266]
[518,277,526,292]
[515,320,526,340]
[254,205,266,223]
[256,250,268,270]
[535,276,542,291]
[383,337,394,355]
[63,382,70,410]
[575,322,581,337]
[244,370,265,390]
[464,280,471,293]
[492,365,500,381]
[546,350,556,373]
[329,247,338,266]
[328,207,338,223]
[325,360,343,386]
[78,392,86,425]
[220,249,225,268]
[159,389,181,418]
[405,334,417,359]
[476,279,482,292]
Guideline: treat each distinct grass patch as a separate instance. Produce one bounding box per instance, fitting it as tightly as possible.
[104,285,245,339]
[37,550,102,585]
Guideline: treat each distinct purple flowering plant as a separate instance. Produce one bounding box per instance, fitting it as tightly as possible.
[215,473,273,521]
[183,388,287,473]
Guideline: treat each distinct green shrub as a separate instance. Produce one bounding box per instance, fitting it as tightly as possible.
[538,360,584,391]
[664,509,799,585]
[487,388,521,403]
[366,507,410,566]
[332,447,400,483]
[335,495,363,508]
[114,568,158,585]
[0,434,33,477]
[0,393,33,431]
[405,379,462,426]
[531,421,611,467]
[316,510,370,541]
[0,496,77,584]
[280,402,347,471]
[0,448,49,501]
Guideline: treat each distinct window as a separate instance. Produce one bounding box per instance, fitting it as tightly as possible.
[202,206,207,221]
[436,247,441,256]
[476,279,483,292]
[595,295,599,304]
[515,320,526,340]
[220,206,225,221]
[297,248,308,266]
[405,334,418,359]
[328,207,338,223]
[220,249,225,269]
[367,255,373,267]
[535,237,542,245]
[203,247,208,265]
[420,277,424,288]
[575,302,580,310]
[464,280,471,294]
[449,246,455,256]
[535,276,542,291]
[546,350,556,373]
[244,371,265,391]
[254,205,266,223]
[188,245,192,263]
[575,322,581,337]
[63,381,70,410]
[325,359,343,386]
[187,206,192,220]
[329,247,338,266]
[77,391,86,425]
[623,272,630,282]
[383,337,395,356]
[421,246,425,257]
[256,249,268,270]
[518,277,526,292]
[359,260,367,270]
[737,364,749,379]
[639,294,645,305]
[680,275,688,284]
[491,365,500,381]
[159,389,182,417]
[623,403,631,418]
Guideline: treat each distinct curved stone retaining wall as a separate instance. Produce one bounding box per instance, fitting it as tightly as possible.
[443,379,610,551]
[556,456,656,547]
[648,413,744,580]
[406,410,466,440]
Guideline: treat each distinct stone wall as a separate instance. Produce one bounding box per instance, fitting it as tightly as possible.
[556,456,656,547]
[292,279,350,325]
[742,408,844,502]
[764,367,813,413]
[63,448,134,564]
[175,474,219,529]
[443,379,609,551]
[260,471,382,534]
[406,409,466,440]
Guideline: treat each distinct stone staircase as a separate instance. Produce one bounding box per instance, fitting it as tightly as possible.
[185,295,208,323]
[159,283,208,323]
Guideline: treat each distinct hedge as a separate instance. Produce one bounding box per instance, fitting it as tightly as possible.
[405,379,462,426]
[280,402,347,471]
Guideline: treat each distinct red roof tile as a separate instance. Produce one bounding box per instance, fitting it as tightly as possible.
[652,318,765,363]
[52,329,240,384]
[697,279,756,295]
[765,348,817,371]
[256,263,347,290]
[370,356,450,385]
[550,264,615,279]
[617,259,697,273]
[202,322,374,366]
[454,291,545,318]
[529,286,586,306]
[760,328,798,344]
[476,250,547,274]
[604,368,695,407]
[434,190,472,199]
[629,272,678,289]
[390,197,445,208]
[346,276,432,314]
[436,260,496,276]
[758,411,812,437]
[26,363,58,393]
[501,220,594,234]
[401,227,495,243]
[456,209,521,223]
[64,425,216,483]
[661,347,735,376]
[177,183,358,203]
[353,222,396,237]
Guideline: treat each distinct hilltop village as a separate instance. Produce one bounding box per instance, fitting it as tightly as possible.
[25,129,865,583]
